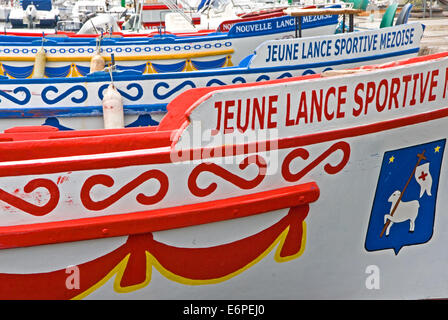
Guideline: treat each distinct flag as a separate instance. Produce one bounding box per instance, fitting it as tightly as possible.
[415,162,432,198]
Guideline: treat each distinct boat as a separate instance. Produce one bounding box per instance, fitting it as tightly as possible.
[215,7,288,32]
[0,50,448,299]
[0,0,292,36]
[164,0,292,33]
[139,1,174,31]
[4,0,135,34]
[138,0,201,31]
[0,8,286,38]
[70,0,126,24]
[0,6,341,78]
[0,0,12,22]
[0,21,424,130]
[8,0,59,29]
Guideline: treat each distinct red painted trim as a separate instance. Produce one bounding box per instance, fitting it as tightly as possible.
[0,182,319,249]
[141,22,165,27]
[0,128,173,161]
[358,51,448,70]
[142,4,170,10]
[218,12,285,31]
[238,7,288,18]
[3,29,213,38]
[3,124,157,137]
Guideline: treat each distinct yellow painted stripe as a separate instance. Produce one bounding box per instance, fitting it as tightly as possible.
[0,49,234,62]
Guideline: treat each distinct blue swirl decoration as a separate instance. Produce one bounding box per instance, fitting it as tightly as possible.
[232,77,246,84]
[206,79,226,86]
[256,75,270,82]
[42,85,88,105]
[277,72,293,79]
[98,83,144,101]
[153,81,196,100]
[302,69,316,75]
[206,76,247,87]
[0,86,31,105]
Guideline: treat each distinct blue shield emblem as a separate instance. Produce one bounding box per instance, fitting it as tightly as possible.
[365,139,446,255]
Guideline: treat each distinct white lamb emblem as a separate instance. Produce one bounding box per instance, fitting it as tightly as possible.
[384,190,420,237]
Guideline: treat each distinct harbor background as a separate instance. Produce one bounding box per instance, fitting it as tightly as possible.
[355,2,448,54]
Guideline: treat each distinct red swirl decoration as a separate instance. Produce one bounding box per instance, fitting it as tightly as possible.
[282,141,351,182]
[188,155,267,197]
[0,179,60,216]
[81,170,169,211]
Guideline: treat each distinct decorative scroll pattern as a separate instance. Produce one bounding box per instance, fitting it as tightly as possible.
[255,75,270,82]
[0,142,353,298]
[206,76,247,86]
[153,81,196,100]
[188,155,267,197]
[80,170,169,211]
[41,85,88,104]
[0,87,31,105]
[206,79,226,86]
[282,141,351,182]
[98,83,144,101]
[302,68,332,76]
[277,72,293,79]
[0,179,59,216]
[0,204,311,299]
[232,76,247,84]
[0,141,350,217]
[152,72,292,101]
[0,72,296,109]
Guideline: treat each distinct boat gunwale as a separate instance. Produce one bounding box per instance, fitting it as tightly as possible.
[0,182,319,250]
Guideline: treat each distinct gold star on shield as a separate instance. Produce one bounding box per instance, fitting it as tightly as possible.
[389,156,395,163]
[435,146,441,153]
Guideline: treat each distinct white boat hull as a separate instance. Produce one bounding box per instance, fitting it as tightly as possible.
[0,23,424,131]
